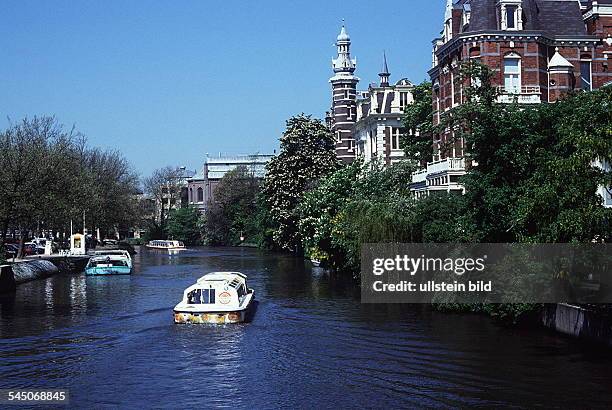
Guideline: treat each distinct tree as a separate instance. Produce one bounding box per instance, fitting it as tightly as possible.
[298,161,361,264]
[0,116,140,256]
[402,81,434,166]
[454,61,612,242]
[81,148,140,239]
[261,114,340,252]
[204,165,260,246]
[167,207,203,245]
[143,166,185,236]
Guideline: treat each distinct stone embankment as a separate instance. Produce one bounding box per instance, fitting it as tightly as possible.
[542,303,612,347]
[0,256,89,294]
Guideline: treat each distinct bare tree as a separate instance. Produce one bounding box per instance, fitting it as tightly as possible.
[143,166,185,234]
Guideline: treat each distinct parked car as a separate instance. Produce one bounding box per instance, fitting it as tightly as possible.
[22,243,41,256]
[4,244,18,259]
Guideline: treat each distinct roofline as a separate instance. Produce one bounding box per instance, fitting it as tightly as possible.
[435,30,600,58]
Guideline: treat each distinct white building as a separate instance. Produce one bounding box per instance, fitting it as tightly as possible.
[354,54,414,166]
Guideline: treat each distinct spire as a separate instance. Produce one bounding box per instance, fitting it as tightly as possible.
[337,19,350,42]
[444,0,454,21]
[332,21,357,75]
[379,51,390,87]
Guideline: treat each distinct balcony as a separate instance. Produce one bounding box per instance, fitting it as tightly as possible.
[497,86,541,104]
[410,158,466,188]
[426,157,466,175]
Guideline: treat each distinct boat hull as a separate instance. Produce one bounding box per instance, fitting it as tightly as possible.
[174,299,254,324]
[86,267,132,276]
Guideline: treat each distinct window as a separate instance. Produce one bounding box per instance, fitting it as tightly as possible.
[506,6,517,29]
[189,188,193,202]
[399,92,410,109]
[202,288,216,304]
[197,187,204,202]
[391,128,402,150]
[504,55,521,94]
[580,61,592,91]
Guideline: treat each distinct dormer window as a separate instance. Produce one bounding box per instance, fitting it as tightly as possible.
[506,6,517,29]
[499,0,523,31]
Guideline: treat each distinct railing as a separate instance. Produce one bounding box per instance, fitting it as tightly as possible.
[497,86,541,104]
[411,158,466,185]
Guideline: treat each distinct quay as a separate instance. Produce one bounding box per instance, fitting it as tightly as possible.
[0,255,91,295]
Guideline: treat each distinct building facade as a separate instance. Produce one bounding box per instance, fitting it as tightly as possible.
[411,0,612,203]
[354,54,413,165]
[328,26,414,165]
[187,154,274,213]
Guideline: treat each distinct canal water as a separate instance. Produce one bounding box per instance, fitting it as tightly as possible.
[1,247,611,408]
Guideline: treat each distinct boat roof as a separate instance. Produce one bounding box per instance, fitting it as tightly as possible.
[196,272,247,286]
[90,254,128,261]
[95,250,130,256]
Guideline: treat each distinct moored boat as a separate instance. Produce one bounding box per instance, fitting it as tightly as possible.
[85,252,132,276]
[146,240,186,250]
[174,272,255,324]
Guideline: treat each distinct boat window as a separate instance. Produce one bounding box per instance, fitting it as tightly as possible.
[237,285,246,298]
[202,288,216,304]
[188,289,202,304]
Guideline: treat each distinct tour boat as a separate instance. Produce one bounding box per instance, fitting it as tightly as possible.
[146,240,187,250]
[85,251,132,276]
[174,272,255,324]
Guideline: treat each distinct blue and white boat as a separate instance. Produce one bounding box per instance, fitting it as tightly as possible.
[85,250,132,276]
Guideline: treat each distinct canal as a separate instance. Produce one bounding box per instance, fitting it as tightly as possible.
[1,247,611,408]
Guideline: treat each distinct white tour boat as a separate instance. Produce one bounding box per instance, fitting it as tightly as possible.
[146,240,186,250]
[174,272,255,324]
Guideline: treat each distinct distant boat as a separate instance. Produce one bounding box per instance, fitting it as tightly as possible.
[146,240,186,250]
[174,272,255,324]
[86,250,132,276]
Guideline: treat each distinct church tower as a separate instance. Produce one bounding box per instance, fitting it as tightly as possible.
[330,23,359,163]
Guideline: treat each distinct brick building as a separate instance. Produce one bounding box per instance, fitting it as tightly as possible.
[411,0,612,200]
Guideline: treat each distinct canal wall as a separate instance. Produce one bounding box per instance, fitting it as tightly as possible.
[542,303,612,347]
[0,256,89,294]
[0,265,16,294]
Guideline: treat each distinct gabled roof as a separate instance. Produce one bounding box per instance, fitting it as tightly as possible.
[548,48,574,68]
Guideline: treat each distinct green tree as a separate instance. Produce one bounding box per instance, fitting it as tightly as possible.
[204,165,260,246]
[298,161,361,264]
[402,81,434,166]
[261,114,339,252]
[167,206,203,245]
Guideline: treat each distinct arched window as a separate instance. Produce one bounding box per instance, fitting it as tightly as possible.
[504,53,521,94]
[197,187,204,203]
[189,188,193,203]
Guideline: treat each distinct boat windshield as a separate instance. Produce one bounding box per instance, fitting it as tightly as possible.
[187,288,216,304]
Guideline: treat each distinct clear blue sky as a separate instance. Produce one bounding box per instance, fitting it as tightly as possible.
[0,0,444,177]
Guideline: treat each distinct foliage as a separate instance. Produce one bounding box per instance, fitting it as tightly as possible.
[166,206,203,246]
[261,114,340,252]
[298,160,421,275]
[203,165,260,246]
[0,117,139,256]
[298,161,361,264]
[454,62,612,243]
[402,81,434,165]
